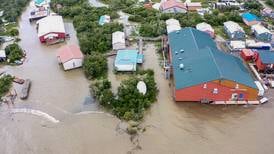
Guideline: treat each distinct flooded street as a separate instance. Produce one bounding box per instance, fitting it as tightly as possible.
[1,1,274,154]
[0,2,132,154]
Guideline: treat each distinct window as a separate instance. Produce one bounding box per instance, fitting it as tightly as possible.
[203,84,207,89]
[213,88,218,94]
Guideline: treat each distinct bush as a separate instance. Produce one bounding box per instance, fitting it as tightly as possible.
[5,43,23,63]
[0,75,13,98]
[0,0,31,22]
[83,54,107,79]
[8,28,19,36]
[91,70,158,121]
[266,0,274,7]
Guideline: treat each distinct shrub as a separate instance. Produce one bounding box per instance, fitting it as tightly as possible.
[83,54,107,79]
[0,75,13,98]
[5,43,23,63]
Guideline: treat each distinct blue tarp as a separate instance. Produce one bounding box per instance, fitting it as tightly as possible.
[257,50,274,64]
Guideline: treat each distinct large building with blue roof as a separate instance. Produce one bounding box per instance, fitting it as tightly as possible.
[168,27,258,102]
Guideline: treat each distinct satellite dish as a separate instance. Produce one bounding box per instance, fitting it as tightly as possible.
[137,81,147,95]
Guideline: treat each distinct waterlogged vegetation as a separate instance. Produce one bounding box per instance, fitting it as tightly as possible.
[0,0,31,22]
[83,54,107,79]
[92,70,158,121]
[0,75,13,99]
[5,43,24,63]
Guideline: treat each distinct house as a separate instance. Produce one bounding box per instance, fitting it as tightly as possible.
[251,24,272,42]
[114,50,140,72]
[0,50,6,62]
[229,40,246,51]
[57,44,84,71]
[37,15,66,44]
[166,18,181,34]
[99,15,110,25]
[261,8,274,19]
[241,12,261,26]
[246,40,271,50]
[29,6,50,22]
[160,0,187,13]
[112,31,126,50]
[167,27,258,102]
[219,0,236,2]
[254,50,274,72]
[35,0,50,7]
[186,2,202,11]
[197,8,211,16]
[224,21,245,40]
[196,22,215,38]
[240,49,254,61]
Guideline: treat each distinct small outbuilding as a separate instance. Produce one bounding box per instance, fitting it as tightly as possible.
[57,44,84,71]
[160,0,187,13]
[0,50,6,62]
[35,0,50,7]
[166,18,181,34]
[112,31,126,50]
[251,24,272,42]
[261,8,274,19]
[254,50,274,72]
[114,50,140,72]
[240,49,254,61]
[229,40,246,51]
[37,15,66,44]
[196,22,215,38]
[241,12,261,26]
[186,2,202,11]
[246,40,272,50]
[224,21,245,40]
[99,15,110,25]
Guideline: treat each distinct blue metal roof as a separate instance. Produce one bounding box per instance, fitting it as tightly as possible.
[168,27,257,89]
[35,0,45,5]
[99,16,105,25]
[115,50,138,65]
[241,12,260,22]
[257,50,274,64]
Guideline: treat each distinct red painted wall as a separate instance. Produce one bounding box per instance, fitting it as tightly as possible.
[175,81,251,102]
[255,55,266,71]
[39,32,65,43]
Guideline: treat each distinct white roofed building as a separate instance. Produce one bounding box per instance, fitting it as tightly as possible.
[251,24,272,42]
[166,18,181,34]
[37,15,66,44]
[224,21,245,40]
[196,22,215,38]
[112,31,126,50]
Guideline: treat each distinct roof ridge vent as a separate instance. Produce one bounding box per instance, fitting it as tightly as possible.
[175,51,178,55]
[180,49,184,53]
[178,57,182,60]
[176,30,180,34]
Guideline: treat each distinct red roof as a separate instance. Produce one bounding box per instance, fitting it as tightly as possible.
[57,44,83,63]
[160,0,186,10]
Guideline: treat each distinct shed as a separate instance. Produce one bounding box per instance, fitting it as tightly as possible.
[160,0,187,13]
[57,44,84,71]
[0,50,6,61]
[251,24,272,42]
[186,2,202,11]
[246,40,271,50]
[254,50,274,71]
[224,21,245,40]
[99,15,110,25]
[37,15,65,44]
[261,8,274,19]
[241,12,261,26]
[240,49,254,61]
[229,40,246,51]
[166,18,181,34]
[35,0,50,7]
[114,50,139,72]
[168,27,257,102]
[196,22,215,38]
[112,31,126,50]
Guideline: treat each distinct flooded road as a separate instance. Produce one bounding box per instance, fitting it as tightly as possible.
[0,2,132,154]
[1,1,274,154]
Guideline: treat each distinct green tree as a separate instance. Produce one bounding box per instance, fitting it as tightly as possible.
[0,75,13,98]
[83,54,107,79]
[5,43,23,63]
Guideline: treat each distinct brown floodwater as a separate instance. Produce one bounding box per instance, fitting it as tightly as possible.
[1,1,274,154]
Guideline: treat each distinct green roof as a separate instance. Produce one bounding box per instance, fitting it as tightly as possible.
[168,27,257,89]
